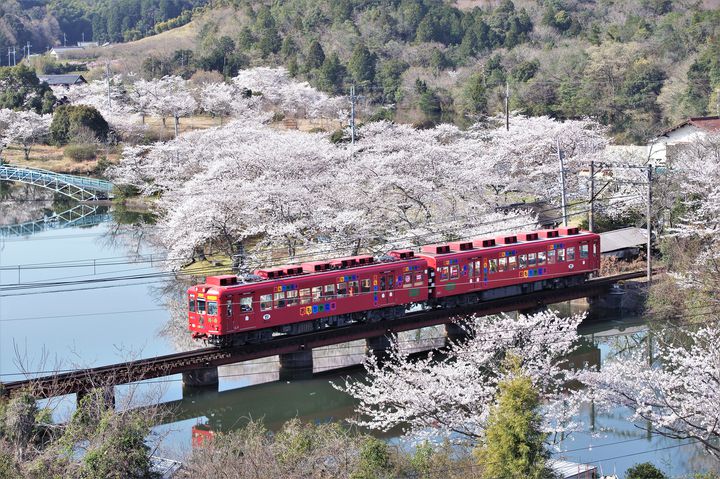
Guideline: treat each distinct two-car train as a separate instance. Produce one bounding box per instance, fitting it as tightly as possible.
[188,227,601,347]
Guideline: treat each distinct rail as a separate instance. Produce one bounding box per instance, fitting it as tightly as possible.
[0,164,114,201]
[0,271,645,398]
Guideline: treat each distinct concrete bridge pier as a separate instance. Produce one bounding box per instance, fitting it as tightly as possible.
[365,335,393,364]
[445,322,471,346]
[182,366,219,390]
[76,386,115,410]
[278,349,314,381]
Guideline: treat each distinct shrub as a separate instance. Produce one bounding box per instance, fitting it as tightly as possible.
[64,144,97,161]
[50,105,109,146]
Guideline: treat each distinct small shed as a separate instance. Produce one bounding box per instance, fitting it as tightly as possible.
[38,74,87,87]
[599,227,647,259]
[550,459,598,479]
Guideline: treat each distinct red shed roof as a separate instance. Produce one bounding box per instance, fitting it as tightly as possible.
[660,116,720,137]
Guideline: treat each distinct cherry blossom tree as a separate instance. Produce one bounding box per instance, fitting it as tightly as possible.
[338,310,586,442]
[133,76,198,137]
[578,323,720,457]
[0,109,51,160]
[232,67,346,118]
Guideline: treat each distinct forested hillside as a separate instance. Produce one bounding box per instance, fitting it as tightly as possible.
[0,0,208,51]
[3,0,720,143]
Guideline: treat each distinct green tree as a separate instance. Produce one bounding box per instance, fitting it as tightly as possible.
[50,105,109,146]
[625,462,668,479]
[474,358,555,479]
[375,59,409,103]
[315,53,346,94]
[306,40,326,70]
[348,44,376,86]
[460,72,488,115]
[0,65,55,114]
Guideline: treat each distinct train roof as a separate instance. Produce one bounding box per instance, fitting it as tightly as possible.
[417,228,598,257]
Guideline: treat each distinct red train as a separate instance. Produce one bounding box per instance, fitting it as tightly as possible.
[188,227,600,347]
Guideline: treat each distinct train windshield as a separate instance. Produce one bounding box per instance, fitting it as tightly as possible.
[197,299,206,314]
[207,301,218,316]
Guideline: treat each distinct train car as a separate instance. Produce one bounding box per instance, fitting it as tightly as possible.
[188,251,430,346]
[416,227,600,307]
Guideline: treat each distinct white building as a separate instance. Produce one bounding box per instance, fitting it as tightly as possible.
[649,116,720,164]
[48,46,85,59]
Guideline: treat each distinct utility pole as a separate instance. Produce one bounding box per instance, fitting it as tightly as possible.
[557,139,568,227]
[349,85,363,145]
[589,160,595,232]
[25,41,31,58]
[63,32,67,47]
[646,164,652,283]
[505,80,510,131]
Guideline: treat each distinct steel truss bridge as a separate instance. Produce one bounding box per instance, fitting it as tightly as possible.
[0,164,114,202]
[0,204,111,237]
[0,271,645,400]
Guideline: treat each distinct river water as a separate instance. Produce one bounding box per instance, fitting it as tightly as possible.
[0,192,716,476]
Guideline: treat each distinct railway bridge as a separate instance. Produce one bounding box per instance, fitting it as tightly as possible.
[0,271,645,405]
[0,163,114,201]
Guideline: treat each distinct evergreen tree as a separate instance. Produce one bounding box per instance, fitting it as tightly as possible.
[474,357,555,479]
[348,44,376,86]
[626,462,668,479]
[315,53,346,94]
[306,40,326,70]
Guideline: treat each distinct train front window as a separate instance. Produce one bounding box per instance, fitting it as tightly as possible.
[197,299,206,314]
[189,297,196,312]
[207,301,218,316]
[580,244,589,259]
[226,300,232,317]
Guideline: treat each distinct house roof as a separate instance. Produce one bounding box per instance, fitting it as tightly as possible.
[38,74,87,86]
[549,459,597,479]
[599,227,647,253]
[659,116,720,137]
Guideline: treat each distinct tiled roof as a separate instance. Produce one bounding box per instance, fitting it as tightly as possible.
[660,116,720,137]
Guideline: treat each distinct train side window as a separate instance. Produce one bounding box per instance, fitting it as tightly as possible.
[207,301,218,316]
[558,248,566,262]
[348,281,359,295]
[337,282,347,297]
[240,296,253,311]
[311,286,322,301]
[226,300,232,317]
[274,291,285,308]
[197,299,206,314]
[488,259,498,273]
[300,288,311,305]
[324,284,335,298]
[439,267,449,281]
[508,256,517,270]
[467,262,474,277]
[404,274,412,288]
[519,254,527,269]
[580,244,589,259]
[379,276,386,290]
[286,290,298,306]
[414,273,423,286]
[450,265,459,279]
[547,250,556,264]
[538,251,546,265]
[189,297,196,313]
[260,294,272,311]
[474,261,482,276]
[360,279,371,293]
[567,247,576,261]
[498,257,507,272]
[528,253,536,267]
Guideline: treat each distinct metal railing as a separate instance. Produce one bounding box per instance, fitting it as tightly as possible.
[0,164,113,201]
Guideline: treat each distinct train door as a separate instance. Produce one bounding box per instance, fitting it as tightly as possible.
[378,272,394,304]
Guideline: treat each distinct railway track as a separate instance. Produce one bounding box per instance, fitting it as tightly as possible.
[0,271,645,398]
